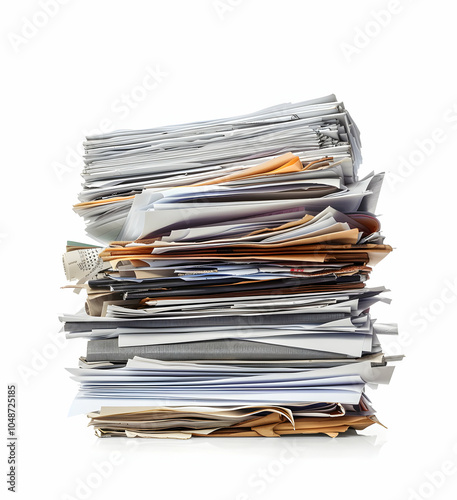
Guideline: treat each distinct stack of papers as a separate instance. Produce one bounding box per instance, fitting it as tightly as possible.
[62,95,401,439]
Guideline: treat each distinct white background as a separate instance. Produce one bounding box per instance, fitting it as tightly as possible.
[2,1,457,499]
